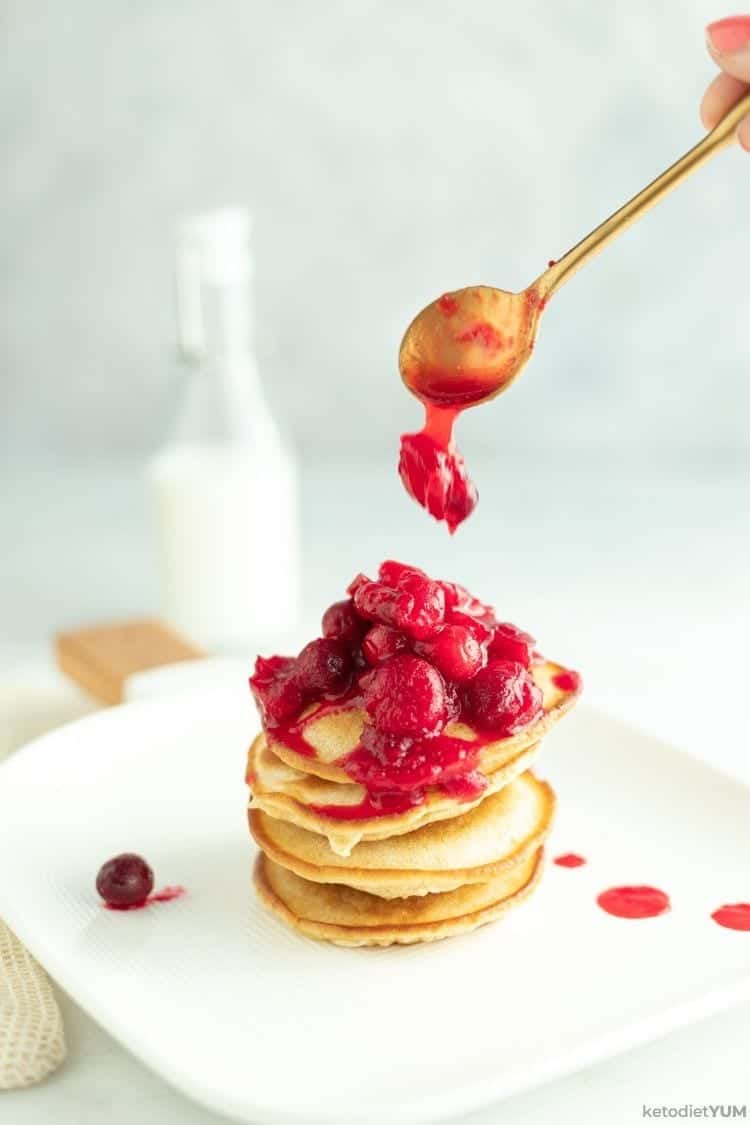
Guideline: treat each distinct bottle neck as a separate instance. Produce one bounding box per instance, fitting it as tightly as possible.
[171,275,279,448]
[189,278,256,381]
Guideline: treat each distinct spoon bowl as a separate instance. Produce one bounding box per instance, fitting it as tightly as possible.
[399,285,546,409]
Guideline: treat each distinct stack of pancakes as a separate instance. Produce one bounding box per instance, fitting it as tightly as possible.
[248,661,578,947]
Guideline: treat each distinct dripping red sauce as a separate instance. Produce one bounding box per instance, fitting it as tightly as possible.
[554,853,587,868]
[309,790,424,821]
[104,886,186,912]
[343,730,492,797]
[268,694,506,818]
[711,903,750,931]
[269,686,363,758]
[398,286,549,532]
[597,885,670,919]
[398,405,479,535]
[552,669,582,693]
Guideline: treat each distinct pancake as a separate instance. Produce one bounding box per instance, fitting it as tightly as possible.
[254,849,544,947]
[247,733,541,856]
[249,771,554,898]
[266,660,578,785]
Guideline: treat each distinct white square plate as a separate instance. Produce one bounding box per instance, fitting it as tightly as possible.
[1,690,749,1125]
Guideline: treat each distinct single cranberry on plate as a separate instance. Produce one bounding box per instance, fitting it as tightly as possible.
[414,623,485,682]
[464,659,543,734]
[362,653,448,736]
[96,853,154,908]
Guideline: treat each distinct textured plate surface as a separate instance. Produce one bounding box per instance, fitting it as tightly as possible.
[0,690,749,1125]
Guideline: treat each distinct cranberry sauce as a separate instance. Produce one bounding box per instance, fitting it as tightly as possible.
[266,685,363,759]
[399,408,478,535]
[551,669,582,693]
[309,790,424,821]
[250,562,580,822]
[397,287,548,532]
[596,885,670,919]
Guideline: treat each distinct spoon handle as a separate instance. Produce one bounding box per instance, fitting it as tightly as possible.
[535,90,750,298]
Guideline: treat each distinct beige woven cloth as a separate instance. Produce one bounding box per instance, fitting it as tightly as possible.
[0,921,66,1088]
[0,669,78,1089]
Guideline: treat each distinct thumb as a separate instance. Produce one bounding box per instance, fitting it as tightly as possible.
[706,16,750,81]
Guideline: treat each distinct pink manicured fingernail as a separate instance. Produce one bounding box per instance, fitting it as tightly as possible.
[707,15,750,53]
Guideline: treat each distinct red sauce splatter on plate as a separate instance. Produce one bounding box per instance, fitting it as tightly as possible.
[596,885,670,919]
[711,903,750,931]
[554,853,587,868]
[104,886,186,911]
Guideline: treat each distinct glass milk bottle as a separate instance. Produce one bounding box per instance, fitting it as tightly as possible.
[149,208,300,653]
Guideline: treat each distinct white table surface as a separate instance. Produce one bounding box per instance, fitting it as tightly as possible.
[2,453,749,1124]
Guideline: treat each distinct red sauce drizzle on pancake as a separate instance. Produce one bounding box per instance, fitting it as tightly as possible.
[551,669,582,693]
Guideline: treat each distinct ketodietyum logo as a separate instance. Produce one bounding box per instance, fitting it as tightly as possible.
[642,1108,747,1120]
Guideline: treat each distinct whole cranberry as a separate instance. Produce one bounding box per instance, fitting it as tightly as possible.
[447,609,493,645]
[487,622,536,668]
[321,599,365,646]
[295,637,352,698]
[353,580,404,629]
[354,570,446,641]
[378,560,426,587]
[96,853,154,908]
[395,572,446,640]
[464,659,543,734]
[362,624,408,665]
[363,653,448,736]
[415,623,485,682]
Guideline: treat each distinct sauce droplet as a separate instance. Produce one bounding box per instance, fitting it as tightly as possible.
[596,885,670,919]
[104,885,186,911]
[554,852,587,868]
[711,903,750,931]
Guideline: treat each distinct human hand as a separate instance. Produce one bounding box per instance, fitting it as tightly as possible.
[702,16,750,149]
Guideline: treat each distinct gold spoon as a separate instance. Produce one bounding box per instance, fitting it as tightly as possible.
[399,91,750,410]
